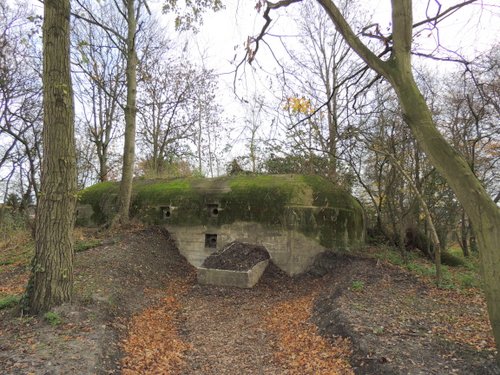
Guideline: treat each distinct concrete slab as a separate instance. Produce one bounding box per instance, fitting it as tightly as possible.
[196,260,269,288]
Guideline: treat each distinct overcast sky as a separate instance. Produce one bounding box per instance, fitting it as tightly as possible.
[16,0,500,172]
[181,0,500,161]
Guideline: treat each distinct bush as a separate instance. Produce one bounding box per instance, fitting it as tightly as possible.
[351,280,365,292]
[366,227,391,245]
[459,273,479,289]
[0,206,28,238]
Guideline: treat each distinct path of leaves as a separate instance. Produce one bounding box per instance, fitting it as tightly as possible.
[427,288,495,351]
[121,279,192,374]
[120,269,355,374]
[266,295,353,374]
[314,254,498,374]
[2,229,497,374]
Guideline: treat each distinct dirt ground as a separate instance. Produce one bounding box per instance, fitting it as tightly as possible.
[202,241,270,270]
[0,226,499,374]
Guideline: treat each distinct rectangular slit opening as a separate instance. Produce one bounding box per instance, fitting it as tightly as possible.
[205,233,217,248]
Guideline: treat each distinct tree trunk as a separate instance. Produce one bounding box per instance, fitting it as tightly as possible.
[25,0,76,314]
[459,210,470,257]
[116,0,137,225]
[390,63,500,358]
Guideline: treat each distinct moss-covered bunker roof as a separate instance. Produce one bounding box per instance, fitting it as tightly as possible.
[79,174,365,248]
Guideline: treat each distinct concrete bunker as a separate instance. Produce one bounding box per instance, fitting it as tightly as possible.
[78,174,365,276]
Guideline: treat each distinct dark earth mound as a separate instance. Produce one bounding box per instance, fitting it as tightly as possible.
[309,252,500,375]
[202,241,270,271]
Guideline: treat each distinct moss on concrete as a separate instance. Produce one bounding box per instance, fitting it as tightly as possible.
[78,174,364,249]
[78,181,118,224]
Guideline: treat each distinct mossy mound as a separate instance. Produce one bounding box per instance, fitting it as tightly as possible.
[78,174,365,249]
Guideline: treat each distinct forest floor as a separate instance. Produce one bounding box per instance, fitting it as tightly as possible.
[0,225,499,374]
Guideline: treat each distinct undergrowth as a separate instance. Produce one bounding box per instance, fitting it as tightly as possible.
[371,245,481,290]
[0,209,34,273]
[0,295,21,310]
[44,311,62,326]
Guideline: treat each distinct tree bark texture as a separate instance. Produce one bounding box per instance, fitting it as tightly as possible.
[116,0,138,224]
[317,0,500,357]
[26,0,76,314]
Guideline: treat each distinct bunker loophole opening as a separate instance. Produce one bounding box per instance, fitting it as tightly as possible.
[205,233,217,248]
[207,203,219,217]
[161,206,171,220]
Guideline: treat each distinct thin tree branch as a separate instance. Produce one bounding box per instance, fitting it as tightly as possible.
[247,0,303,64]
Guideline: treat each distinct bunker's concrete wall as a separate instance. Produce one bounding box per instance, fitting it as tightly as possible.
[169,221,327,275]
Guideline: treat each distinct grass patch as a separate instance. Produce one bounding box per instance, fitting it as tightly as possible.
[373,246,414,266]
[368,245,481,290]
[0,295,21,310]
[351,280,365,292]
[75,239,102,253]
[457,272,480,289]
[44,311,62,326]
[440,251,466,267]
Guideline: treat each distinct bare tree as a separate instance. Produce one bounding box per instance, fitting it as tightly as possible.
[73,0,151,225]
[72,10,126,183]
[279,0,363,180]
[138,59,197,175]
[0,3,42,202]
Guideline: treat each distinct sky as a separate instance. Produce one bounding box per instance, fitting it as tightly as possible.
[191,0,500,71]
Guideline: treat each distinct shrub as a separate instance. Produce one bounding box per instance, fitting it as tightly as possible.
[440,251,466,267]
[459,273,479,289]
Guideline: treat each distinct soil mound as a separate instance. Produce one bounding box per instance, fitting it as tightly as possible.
[202,241,270,271]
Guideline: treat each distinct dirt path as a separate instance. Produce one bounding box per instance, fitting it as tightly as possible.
[120,254,354,374]
[179,284,282,374]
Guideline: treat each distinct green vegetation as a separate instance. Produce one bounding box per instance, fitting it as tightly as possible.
[440,251,467,267]
[351,280,365,292]
[0,295,21,310]
[372,245,481,289]
[374,247,412,266]
[75,239,102,253]
[0,206,29,235]
[43,311,62,326]
[78,174,365,249]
